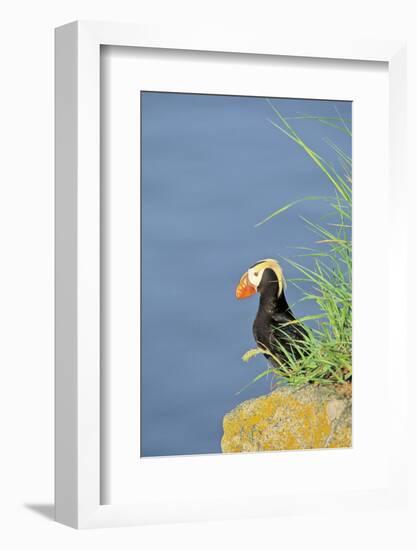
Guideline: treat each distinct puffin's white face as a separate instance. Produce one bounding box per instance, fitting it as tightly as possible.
[247,265,265,288]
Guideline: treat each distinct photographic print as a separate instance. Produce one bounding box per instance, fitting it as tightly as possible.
[140,92,352,457]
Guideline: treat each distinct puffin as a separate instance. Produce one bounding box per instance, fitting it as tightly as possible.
[235,259,306,366]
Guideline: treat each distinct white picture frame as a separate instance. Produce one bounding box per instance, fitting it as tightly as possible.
[55,21,407,529]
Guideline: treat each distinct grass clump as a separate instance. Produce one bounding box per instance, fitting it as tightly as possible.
[243,103,352,389]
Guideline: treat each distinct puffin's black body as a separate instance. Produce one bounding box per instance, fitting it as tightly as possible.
[253,268,306,364]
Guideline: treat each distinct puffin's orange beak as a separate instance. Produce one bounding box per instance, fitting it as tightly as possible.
[235,272,257,299]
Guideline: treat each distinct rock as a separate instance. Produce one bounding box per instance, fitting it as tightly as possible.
[221,384,351,453]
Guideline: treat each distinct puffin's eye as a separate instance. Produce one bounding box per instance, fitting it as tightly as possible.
[254,272,259,277]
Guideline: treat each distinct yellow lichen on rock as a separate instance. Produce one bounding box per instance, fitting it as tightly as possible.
[221,384,351,453]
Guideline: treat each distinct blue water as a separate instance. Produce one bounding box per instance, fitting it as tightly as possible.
[140,92,351,457]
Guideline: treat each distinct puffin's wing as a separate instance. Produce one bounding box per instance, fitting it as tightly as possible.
[270,316,307,354]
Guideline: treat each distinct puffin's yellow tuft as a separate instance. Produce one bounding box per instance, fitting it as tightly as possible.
[255,258,286,297]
